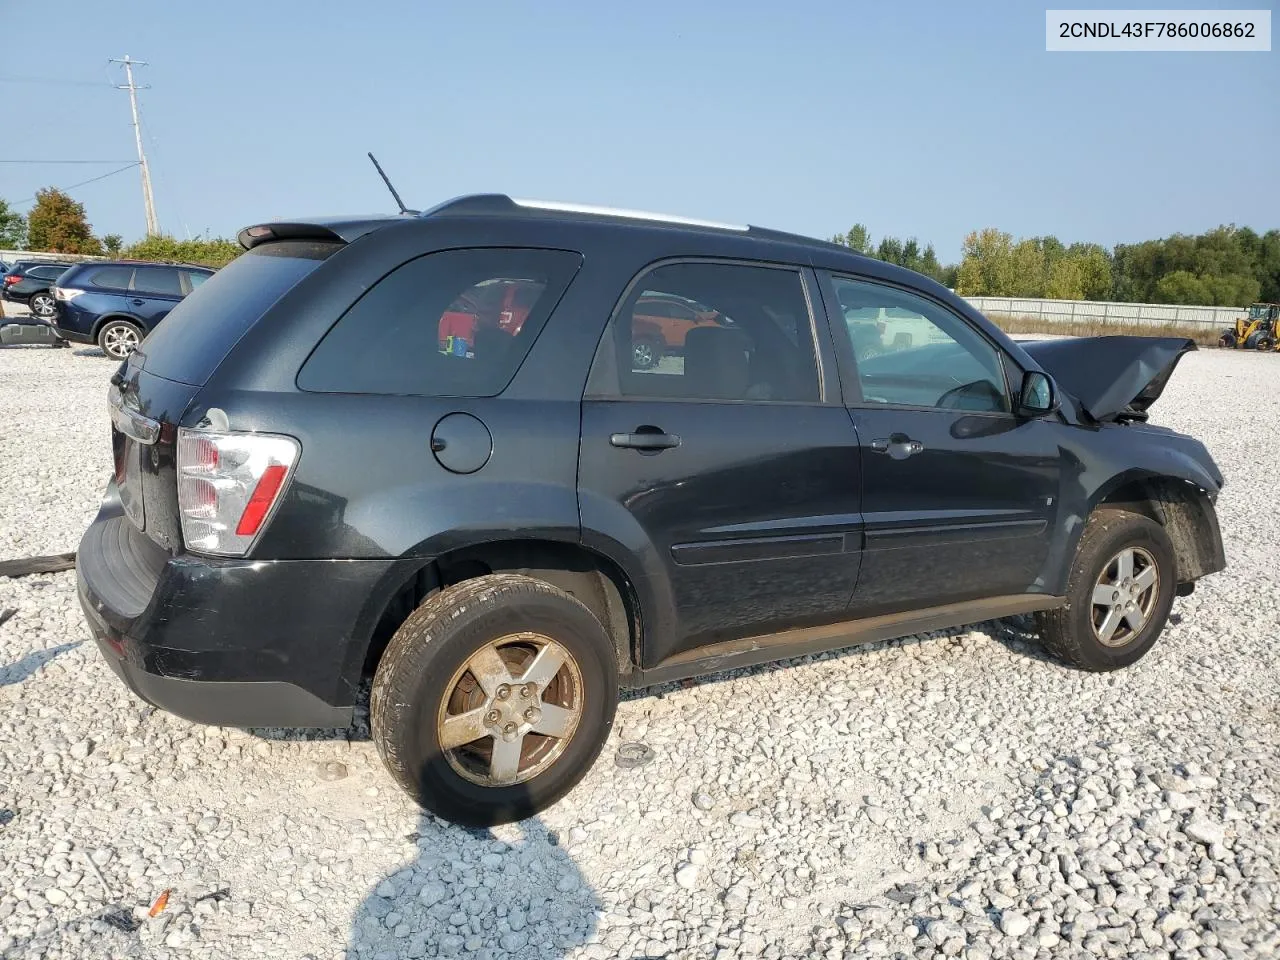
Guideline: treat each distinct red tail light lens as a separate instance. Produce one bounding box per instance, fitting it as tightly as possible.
[235,464,289,536]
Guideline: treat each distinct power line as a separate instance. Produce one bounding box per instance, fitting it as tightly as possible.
[0,75,112,88]
[0,159,140,165]
[12,163,140,206]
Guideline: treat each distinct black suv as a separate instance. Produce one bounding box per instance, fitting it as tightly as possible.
[77,196,1225,825]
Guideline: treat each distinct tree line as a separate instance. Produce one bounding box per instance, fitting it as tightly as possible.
[832,222,1279,306]
[0,188,240,268]
[4,186,1278,304]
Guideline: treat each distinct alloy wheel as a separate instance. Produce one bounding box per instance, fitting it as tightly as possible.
[103,324,140,359]
[437,633,584,787]
[30,294,55,318]
[1090,546,1159,647]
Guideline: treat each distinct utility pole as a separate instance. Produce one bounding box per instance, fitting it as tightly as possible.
[110,55,159,236]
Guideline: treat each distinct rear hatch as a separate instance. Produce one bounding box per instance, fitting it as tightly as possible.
[108,239,341,551]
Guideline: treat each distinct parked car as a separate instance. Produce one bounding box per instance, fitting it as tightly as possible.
[77,195,1225,826]
[2,261,75,316]
[628,293,724,369]
[51,261,213,359]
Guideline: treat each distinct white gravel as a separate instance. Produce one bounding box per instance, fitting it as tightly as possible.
[1,344,1277,960]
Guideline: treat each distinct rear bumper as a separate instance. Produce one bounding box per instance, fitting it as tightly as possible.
[77,483,410,728]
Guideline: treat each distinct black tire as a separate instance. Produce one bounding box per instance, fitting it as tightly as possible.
[631,337,662,371]
[97,319,143,360]
[28,291,55,318]
[1034,509,1177,671]
[371,573,618,826]
[1218,331,1237,348]
[1255,337,1274,352]
[1243,332,1261,349]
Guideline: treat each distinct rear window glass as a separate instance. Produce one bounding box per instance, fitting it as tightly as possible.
[29,266,67,280]
[132,266,183,296]
[88,266,134,290]
[136,241,339,386]
[297,248,582,397]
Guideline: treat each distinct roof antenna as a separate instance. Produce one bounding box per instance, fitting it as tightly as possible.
[368,152,418,215]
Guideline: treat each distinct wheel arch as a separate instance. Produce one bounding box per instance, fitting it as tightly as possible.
[352,538,644,692]
[1088,471,1224,585]
[92,313,146,339]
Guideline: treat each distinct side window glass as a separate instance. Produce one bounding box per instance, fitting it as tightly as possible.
[183,270,210,291]
[830,276,1009,412]
[298,248,582,397]
[89,266,134,290]
[589,262,819,402]
[132,267,183,296]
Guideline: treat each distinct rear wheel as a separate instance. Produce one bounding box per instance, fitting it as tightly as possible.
[1243,332,1261,349]
[1035,509,1176,671]
[97,319,143,360]
[28,291,55,318]
[1255,336,1274,352]
[371,574,618,826]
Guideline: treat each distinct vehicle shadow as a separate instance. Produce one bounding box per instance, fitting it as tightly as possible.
[0,641,84,687]
[72,347,110,359]
[345,811,600,960]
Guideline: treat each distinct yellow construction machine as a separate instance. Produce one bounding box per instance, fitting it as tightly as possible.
[1219,302,1280,350]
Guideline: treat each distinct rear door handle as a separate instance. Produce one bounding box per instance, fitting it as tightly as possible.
[131,299,146,306]
[610,429,681,451]
[870,435,924,459]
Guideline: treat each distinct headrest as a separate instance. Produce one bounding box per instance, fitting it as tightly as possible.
[682,326,750,401]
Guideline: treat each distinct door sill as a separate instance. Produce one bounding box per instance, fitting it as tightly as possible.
[627,594,1063,688]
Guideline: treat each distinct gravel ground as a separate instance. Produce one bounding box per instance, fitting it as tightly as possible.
[1,344,1277,960]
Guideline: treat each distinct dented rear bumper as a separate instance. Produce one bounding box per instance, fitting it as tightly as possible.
[76,483,404,728]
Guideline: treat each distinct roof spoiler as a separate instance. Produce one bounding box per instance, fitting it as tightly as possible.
[236,222,348,251]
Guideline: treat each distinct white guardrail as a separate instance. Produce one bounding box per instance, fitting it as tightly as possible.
[963,295,1243,330]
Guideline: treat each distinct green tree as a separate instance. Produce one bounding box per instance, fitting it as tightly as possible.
[1045,257,1085,300]
[831,223,873,255]
[1153,271,1211,304]
[1010,239,1047,296]
[26,188,103,255]
[0,199,26,248]
[955,228,1015,296]
[102,234,124,256]
[119,233,241,268]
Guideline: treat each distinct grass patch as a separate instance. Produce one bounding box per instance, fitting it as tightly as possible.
[989,314,1221,347]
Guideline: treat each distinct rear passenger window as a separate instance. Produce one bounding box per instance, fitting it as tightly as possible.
[587,262,819,403]
[183,270,210,291]
[132,267,183,296]
[89,266,135,290]
[298,248,582,397]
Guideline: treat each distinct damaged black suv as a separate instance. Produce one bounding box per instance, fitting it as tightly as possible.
[77,196,1225,825]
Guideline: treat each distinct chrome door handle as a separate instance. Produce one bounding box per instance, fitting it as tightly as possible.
[870,436,924,459]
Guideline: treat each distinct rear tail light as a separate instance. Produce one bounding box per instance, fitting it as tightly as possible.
[3,275,20,286]
[53,287,85,301]
[176,428,299,556]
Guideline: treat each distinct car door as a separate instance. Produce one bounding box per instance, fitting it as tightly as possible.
[578,260,864,668]
[129,266,185,329]
[818,272,1062,618]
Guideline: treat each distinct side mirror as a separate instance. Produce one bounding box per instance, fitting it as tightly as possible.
[1018,370,1058,417]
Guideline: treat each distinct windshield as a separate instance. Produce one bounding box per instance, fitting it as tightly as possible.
[136,241,340,385]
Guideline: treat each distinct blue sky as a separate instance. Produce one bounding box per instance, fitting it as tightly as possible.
[3,1,1276,261]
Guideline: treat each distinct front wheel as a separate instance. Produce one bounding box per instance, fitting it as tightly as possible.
[1254,336,1274,352]
[98,320,143,360]
[371,574,618,826]
[1035,509,1176,671]
[29,291,56,318]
